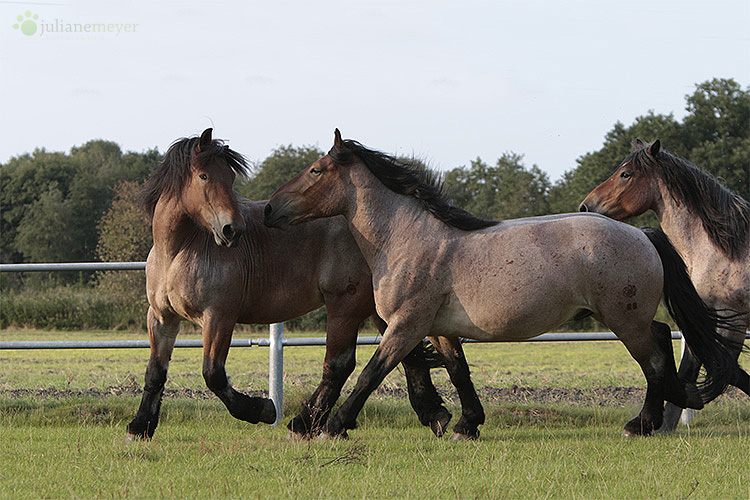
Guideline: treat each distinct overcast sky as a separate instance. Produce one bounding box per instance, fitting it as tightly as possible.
[1,0,747,181]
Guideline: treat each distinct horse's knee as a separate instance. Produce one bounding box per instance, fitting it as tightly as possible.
[322,348,356,383]
[145,357,169,391]
[203,362,228,394]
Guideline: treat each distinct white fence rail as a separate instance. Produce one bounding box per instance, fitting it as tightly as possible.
[3,262,747,425]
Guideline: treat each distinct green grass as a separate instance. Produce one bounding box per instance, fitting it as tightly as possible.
[0,330,748,499]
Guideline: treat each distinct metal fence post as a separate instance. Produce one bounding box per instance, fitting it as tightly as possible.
[679,336,696,425]
[269,322,284,426]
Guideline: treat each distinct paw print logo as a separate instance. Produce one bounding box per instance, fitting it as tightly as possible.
[13,11,39,36]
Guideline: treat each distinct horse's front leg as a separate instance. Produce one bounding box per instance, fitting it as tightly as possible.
[376,314,453,438]
[287,336,356,438]
[126,307,180,441]
[322,316,429,439]
[428,336,485,440]
[202,315,276,425]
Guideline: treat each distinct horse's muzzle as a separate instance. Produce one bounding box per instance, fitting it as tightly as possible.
[263,202,290,229]
[222,223,243,247]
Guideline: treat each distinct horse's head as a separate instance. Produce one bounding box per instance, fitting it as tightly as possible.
[264,129,350,229]
[181,128,247,247]
[579,139,662,220]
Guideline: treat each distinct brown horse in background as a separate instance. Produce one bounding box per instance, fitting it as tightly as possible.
[264,129,741,439]
[126,128,481,441]
[580,139,749,431]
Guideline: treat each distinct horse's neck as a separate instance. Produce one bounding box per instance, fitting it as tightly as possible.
[346,169,441,268]
[654,181,713,270]
[151,197,203,259]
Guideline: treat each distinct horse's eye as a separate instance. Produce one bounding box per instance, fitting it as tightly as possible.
[310,168,322,176]
[199,173,208,181]
[620,172,631,180]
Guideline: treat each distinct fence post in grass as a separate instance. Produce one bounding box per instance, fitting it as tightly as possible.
[269,322,284,426]
[679,336,696,425]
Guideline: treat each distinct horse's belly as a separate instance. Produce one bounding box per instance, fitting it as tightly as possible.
[431,286,582,342]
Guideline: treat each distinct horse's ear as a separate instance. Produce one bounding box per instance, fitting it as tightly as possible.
[647,140,661,157]
[633,138,645,151]
[334,128,343,148]
[198,128,213,152]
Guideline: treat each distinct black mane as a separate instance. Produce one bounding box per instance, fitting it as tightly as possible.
[329,139,498,231]
[630,145,749,260]
[139,135,249,218]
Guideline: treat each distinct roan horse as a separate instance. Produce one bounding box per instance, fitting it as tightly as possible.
[126,128,481,441]
[580,139,749,431]
[264,129,741,438]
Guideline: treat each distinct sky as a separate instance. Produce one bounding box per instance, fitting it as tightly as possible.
[0,0,747,182]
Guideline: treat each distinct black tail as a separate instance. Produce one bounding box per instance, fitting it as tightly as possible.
[642,227,742,403]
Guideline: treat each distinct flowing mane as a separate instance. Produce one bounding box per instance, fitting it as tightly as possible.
[139,135,249,218]
[629,145,749,260]
[329,140,499,231]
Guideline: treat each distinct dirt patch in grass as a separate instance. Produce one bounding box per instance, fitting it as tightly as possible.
[3,384,744,407]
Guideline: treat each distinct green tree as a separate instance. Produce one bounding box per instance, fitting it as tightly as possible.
[1,141,157,270]
[14,184,78,262]
[237,144,323,201]
[95,181,151,329]
[444,153,550,219]
[96,181,152,263]
[682,78,749,194]
[0,150,76,262]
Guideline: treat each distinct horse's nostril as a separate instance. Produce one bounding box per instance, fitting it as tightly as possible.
[223,224,236,239]
[579,203,588,212]
[263,203,272,218]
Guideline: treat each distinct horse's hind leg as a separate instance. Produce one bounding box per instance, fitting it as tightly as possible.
[402,340,452,438]
[429,336,485,440]
[202,315,276,425]
[621,321,702,437]
[126,307,180,441]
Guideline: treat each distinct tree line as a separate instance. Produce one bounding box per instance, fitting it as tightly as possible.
[0,78,747,327]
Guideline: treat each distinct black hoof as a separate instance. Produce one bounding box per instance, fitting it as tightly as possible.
[287,414,317,438]
[453,420,481,440]
[321,418,349,439]
[623,416,654,437]
[429,408,452,438]
[450,430,479,441]
[126,419,156,441]
[258,398,277,424]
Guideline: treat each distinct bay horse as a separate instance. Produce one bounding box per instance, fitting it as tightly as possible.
[580,139,749,431]
[264,129,741,438]
[126,128,482,441]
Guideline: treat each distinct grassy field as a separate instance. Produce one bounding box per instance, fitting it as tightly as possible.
[0,330,748,499]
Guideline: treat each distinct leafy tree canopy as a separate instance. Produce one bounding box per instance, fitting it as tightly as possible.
[444,153,550,219]
[1,141,158,269]
[236,144,324,201]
